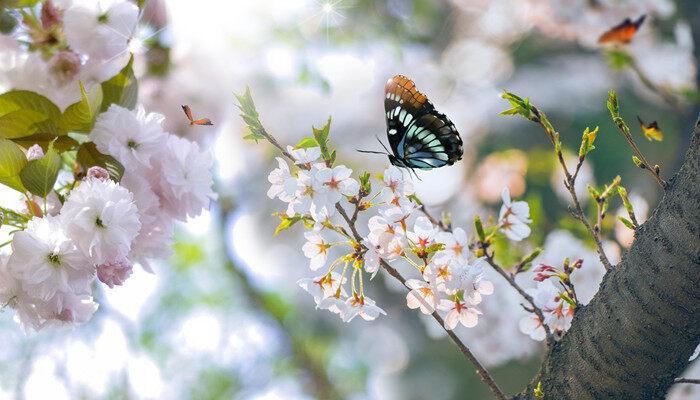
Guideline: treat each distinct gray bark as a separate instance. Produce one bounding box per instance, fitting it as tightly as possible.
[514,121,700,399]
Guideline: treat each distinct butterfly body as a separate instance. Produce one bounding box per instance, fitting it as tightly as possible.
[181,105,213,126]
[382,75,463,170]
[598,14,646,44]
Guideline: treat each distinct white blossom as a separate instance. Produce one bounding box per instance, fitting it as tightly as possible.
[286,165,332,217]
[61,178,141,265]
[341,295,386,322]
[361,240,382,279]
[406,279,438,314]
[287,146,322,166]
[297,272,345,305]
[7,216,94,301]
[435,227,469,261]
[64,0,138,61]
[158,135,216,220]
[407,216,436,250]
[438,298,482,330]
[301,231,331,271]
[379,166,414,204]
[499,186,532,241]
[316,165,359,201]
[267,157,297,202]
[91,104,168,170]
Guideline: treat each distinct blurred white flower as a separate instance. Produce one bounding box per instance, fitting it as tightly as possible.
[362,240,382,279]
[342,295,386,322]
[286,165,331,217]
[91,105,167,170]
[552,155,594,204]
[301,231,331,271]
[615,193,649,248]
[519,314,546,341]
[435,227,469,261]
[61,178,141,265]
[499,186,531,241]
[64,0,138,61]
[8,216,94,301]
[158,135,216,220]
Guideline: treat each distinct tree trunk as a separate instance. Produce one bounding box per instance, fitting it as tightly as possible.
[515,121,700,399]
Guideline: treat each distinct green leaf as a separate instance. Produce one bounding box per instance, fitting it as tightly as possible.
[20,142,61,197]
[500,91,538,121]
[234,87,267,144]
[0,90,63,138]
[294,137,318,149]
[7,0,42,7]
[61,82,103,133]
[604,49,633,71]
[274,215,302,236]
[618,216,635,230]
[101,55,137,111]
[76,142,124,181]
[0,138,27,192]
[312,116,333,164]
[359,171,371,194]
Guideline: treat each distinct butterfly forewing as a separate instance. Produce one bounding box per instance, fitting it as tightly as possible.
[383,75,462,170]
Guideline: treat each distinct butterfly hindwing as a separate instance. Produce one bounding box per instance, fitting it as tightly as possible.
[383,75,462,170]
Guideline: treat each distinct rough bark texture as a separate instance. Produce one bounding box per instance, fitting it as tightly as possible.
[514,123,700,399]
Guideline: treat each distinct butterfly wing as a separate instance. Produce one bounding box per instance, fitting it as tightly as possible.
[383,75,462,170]
[598,15,645,44]
[192,118,213,126]
[181,105,194,122]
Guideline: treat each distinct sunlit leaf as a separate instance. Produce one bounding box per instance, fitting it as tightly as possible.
[0,138,27,192]
[20,142,61,197]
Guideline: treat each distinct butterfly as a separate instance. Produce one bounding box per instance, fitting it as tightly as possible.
[181,105,213,126]
[359,75,463,172]
[637,115,664,141]
[598,14,646,44]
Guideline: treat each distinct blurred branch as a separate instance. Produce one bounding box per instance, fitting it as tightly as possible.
[627,57,685,113]
[675,378,700,384]
[215,195,343,400]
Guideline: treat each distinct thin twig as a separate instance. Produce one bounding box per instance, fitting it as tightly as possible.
[534,116,613,270]
[483,255,554,346]
[675,378,700,384]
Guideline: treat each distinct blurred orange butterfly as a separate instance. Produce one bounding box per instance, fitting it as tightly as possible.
[598,15,646,44]
[181,105,213,126]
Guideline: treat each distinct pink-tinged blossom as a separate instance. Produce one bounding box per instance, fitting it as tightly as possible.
[341,295,386,322]
[385,236,407,260]
[61,178,141,265]
[297,272,345,305]
[158,135,216,220]
[519,314,546,341]
[367,214,401,250]
[96,257,133,288]
[7,216,94,301]
[286,165,332,217]
[87,166,110,181]
[91,105,167,170]
[301,231,331,270]
[438,298,482,330]
[0,259,44,331]
[406,279,438,314]
[379,166,414,204]
[316,165,359,202]
[267,157,297,202]
[48,293,98,325]
[435,227,469,261]
[499,186,532,241]
[286,146,322,166]
[525,280,575,338]
[361,240,382,279]
[26,144,44,161]
[407,217,436,250]
[317,296,347,315]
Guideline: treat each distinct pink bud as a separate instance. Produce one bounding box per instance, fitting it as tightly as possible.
[26,144,44,161]
[534,264,556,273]
[87,166,110,181]
[56,308,74,322]
[534,273,550,282]
[97,257,133,288]
[41,0,61,30]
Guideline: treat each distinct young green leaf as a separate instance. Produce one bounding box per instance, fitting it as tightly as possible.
[294,137,319,149]
[274,215,302,236]
[312,116,333,164]
[0,90,63,138]
[618,216,635,230]
[20,142,62,197]
[101,55,138,111]
[61,82,103,133]
[0,138,27,192]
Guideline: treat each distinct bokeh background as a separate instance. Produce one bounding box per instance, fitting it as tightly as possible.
[0,0,698,399]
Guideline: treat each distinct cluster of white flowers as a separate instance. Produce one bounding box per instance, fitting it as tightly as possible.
[269,152,535,330]
[0,104,214,331]
[3,0,141,109]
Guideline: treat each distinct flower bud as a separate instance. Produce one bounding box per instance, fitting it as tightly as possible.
[97,257,133,288]
[87,166,110,181]
[26,144,45,161]
[41,0,61,30]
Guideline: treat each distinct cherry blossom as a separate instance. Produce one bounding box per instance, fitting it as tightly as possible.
[406,279,438,314]
[287,146,322,166]
[297,272,346,305]
[498,186,532,241]
[341,295,386,322]
[301,231,332,270]
[438,298,482,330]
[267,157,297,202]
[96,257,133,288]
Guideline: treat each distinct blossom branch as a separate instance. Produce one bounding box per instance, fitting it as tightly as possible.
[607,90,668,189]
[508,95,613,271]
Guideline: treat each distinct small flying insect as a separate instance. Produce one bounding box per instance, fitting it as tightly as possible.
[637,116,664,142]
[181,105,213,126]
[598,14,646,44]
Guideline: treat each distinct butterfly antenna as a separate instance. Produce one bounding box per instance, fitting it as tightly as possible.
[356,149,387,155]
[375,135,391,154]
